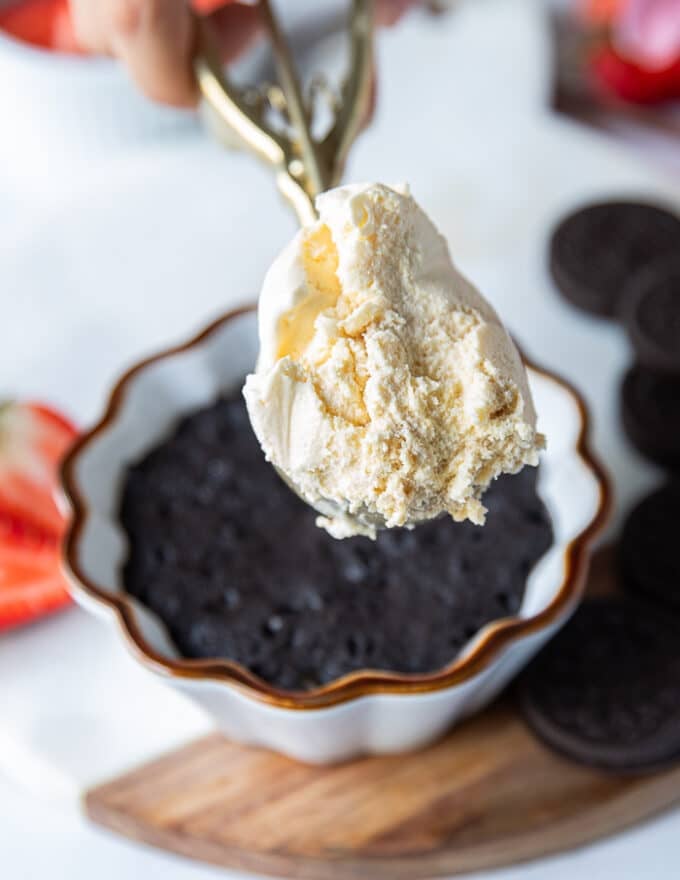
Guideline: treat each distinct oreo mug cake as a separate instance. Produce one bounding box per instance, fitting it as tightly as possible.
[120,184,552,692]
[121,393,553,691]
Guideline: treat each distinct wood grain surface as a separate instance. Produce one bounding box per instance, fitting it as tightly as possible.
[85,549,680,879]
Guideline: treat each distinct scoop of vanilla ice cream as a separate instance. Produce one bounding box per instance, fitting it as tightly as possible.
[243,183,544,539]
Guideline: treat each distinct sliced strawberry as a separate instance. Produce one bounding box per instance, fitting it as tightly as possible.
[0,510,71,631]
[0,507,59,564]
[0,401,78,632]
[0,573,72,631]
[0,402,77,534]
[591,45,680,103]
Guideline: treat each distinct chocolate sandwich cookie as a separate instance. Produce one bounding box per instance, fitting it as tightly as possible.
[519,599,680,772]
[549,201,680,317]
[620,365,680,470]
[620,484,680,611]
[623,258,680,375]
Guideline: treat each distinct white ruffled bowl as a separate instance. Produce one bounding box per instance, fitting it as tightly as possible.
[61,307,609,764]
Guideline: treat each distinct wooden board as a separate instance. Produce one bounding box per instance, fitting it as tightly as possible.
[85,549,680,879]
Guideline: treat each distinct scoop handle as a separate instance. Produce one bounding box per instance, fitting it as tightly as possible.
[193,0,374,226]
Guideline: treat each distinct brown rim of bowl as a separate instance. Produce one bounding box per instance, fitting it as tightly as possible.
[61,306,611,711]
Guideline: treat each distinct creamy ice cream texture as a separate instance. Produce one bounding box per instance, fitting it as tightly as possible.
[244,183,544,539]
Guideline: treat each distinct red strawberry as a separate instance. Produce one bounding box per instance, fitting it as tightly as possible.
[0,401,78,632]
[0,0,83,54]
[591,45,680,103]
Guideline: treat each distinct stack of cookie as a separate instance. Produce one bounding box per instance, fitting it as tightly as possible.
[621,258,680,470]
[549,199,680,466]
[516,201,680,774]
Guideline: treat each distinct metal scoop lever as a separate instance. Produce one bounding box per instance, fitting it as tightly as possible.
[194,0,374,225]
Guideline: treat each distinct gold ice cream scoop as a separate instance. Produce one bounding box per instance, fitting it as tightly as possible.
[195,0,390,534]
[194,0,374,225]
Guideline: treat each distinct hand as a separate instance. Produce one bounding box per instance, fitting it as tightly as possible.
[69,1,422,108]
[69,1,263,107]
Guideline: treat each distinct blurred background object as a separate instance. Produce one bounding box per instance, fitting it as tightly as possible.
[552,0,680,175]
[0,401,77,632]
[0,0,81,53]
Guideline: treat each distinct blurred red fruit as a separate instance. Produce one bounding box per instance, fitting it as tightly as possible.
[0,0,82,52]
[0,402,78,631]
[591,44,680,102]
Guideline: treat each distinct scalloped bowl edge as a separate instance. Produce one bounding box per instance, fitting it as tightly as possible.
[61,307,610,763]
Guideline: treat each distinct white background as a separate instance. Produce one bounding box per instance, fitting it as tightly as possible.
[1,0,680,877]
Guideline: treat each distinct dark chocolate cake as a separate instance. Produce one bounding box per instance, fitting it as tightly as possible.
[121,393,553,690]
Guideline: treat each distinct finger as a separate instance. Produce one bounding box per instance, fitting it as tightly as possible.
[69,0,111,54]
[106,0,198,107]
[72,0,197,105]
[209,1,263,64]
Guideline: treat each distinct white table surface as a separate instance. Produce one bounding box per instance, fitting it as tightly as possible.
[2,0,680,877]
